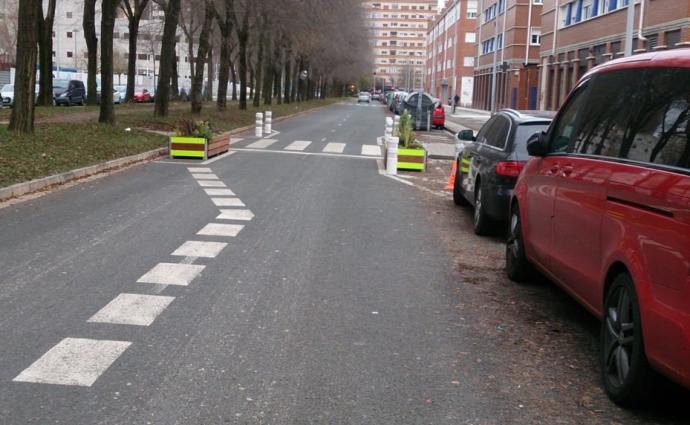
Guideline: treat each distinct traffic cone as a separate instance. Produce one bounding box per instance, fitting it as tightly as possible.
[444,161,457,191]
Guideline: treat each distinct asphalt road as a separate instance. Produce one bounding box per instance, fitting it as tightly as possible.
[0,101,687,424]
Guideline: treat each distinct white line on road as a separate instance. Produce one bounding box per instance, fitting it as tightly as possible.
[187,167,213,173]
[87,294,175,326]
[204,188,235,196]
[202,150,236,165]
[13,338,132,387]
[191,173,219,180]
[216,209,255,221]
[171,241,228,258]
[321,137,327,142]
[136,263,205,286]
[361,145,381,156]
[230,148,380,160]
[246,139,277,149]
[197,223,245,237]
[284,141,311,151]
[197,180,227,187]
[211,197,245,207]
[322,143,346,153]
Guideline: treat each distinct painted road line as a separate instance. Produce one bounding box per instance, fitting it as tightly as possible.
[191,173,219,180]
[136,263,205,286]
[246,138,277,149]
[229,148,380,160]
[198,180,227,188]
[211,198,245,207]
[216,209,254,221]
[187,167,213,173]
[171,240,228,258]
[204,188,235,196]
[13,338,131,387]
[361,145,381,156]
[284,141,311,151]
[202,150,236,165]
[87,294,175,326]
[322,143,346,154]
[197,223,244,237]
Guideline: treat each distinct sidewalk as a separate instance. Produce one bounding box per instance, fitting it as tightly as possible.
[443,105,491,133]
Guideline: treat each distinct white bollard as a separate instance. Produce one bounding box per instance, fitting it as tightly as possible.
[386,136,399,175]
[264,111,272,136]
[393,115,400,136]
[385,117,393,139]
[255,112,263,137]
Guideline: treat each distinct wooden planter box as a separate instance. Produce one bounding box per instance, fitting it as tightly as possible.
[397,147,427,171]
[169,133,230,160]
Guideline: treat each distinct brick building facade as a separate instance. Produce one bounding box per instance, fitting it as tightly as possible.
[472,0,543,111]
[424,0,478,107]
[540,0,690,111]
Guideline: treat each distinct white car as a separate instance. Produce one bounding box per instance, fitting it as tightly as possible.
[1,84,12,107]
[357,92,371,103]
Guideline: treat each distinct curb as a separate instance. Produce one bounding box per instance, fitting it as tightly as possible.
[0,147,167,203]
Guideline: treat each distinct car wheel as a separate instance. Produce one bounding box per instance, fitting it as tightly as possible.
[473,183,491,236]
[506,203,533,282]
[453,162,470,207]
[601,273,655,406]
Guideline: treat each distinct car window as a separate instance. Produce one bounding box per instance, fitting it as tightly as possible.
[514,123,551,155]
[1,84,12,91]
[573,68,690,170]
[548,81,590,154]
[485,115,510,149]
[475,116,496,145]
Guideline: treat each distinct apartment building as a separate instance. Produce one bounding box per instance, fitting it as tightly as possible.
[472,0,543,111]
[540,0,690,111]
[363,0,439,90]
[425,0,478,106]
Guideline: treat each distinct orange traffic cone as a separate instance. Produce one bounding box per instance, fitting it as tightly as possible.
[444,161,457,191]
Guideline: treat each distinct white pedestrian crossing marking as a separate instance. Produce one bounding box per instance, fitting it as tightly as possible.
[284,141,311,151]
[211,197,245,207]
[204,188,235,196]
[246,138,277,149]
[361,145,381,156]
[13,338,132,387]
[323,142,346,153]
[136,263,205,286]
[216,209,255,221]
[88,294,175,326]
[187,167,213,173]
[198,180,226,187]
[191,173,219,180]
[197,223,245,237]
[171,240,228,258]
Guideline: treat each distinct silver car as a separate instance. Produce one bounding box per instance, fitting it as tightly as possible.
[357,92,371,103]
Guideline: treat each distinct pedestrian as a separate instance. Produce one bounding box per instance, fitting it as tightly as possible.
[453,94,460,114]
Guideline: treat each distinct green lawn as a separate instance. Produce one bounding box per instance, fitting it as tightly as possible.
[0,98,339,188]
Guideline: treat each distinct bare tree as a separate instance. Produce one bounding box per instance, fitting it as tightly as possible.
[121,0,150,102]
[0,0,19,65]
[9,0,39,133]
[99,0,120,124]
[211,0,233,110]
[36,0,57,106]
[83,0,99,105]
[154,0,181,117]
[190,1,213,114]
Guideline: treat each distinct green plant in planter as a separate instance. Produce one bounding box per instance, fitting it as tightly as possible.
[175,118,214,140]
[395,111,426,170]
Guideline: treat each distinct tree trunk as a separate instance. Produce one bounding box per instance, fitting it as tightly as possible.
[125,16,140,102]
[9,0,39,133]
[237,12,248,110]
[230,57,237,101]
[155,0,181,117]
[206,46,213,102]
[252,34,263,108]
[170,40,179,99]
[190,4,213,115]
[36,0,56,107]
[262,49,273,105]
[84,0,99,105]
[283,58,291,104]
[99,0,118,124]
[216,32,230,111]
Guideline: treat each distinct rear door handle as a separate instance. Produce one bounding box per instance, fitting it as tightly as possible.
[562,164,574,177]
[547,165,560,176]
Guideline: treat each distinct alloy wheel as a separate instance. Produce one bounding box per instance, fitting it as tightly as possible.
[474,188,482,226]
[604,286,636,389]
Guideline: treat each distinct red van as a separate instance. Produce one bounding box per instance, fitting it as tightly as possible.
[506,50,690,406]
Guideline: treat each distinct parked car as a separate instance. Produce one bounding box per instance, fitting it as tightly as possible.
[453,109,553,235]
[386,91,396,109]
[357,92,371,103]
[431,100,445,129]
[392,92,408,115]
[133,88,152,103]
[114,85,127,104]
[506,50,690,406]
[1,84,13,107]
[54,79,86,106]
[372,92,381,101]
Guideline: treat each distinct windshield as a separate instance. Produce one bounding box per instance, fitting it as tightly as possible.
[515,123,550,155]
[53,80,69,89]
[1,84,12,92]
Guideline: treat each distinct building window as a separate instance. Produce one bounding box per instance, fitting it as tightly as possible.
[138,53,148,60]
[530,29,541,45]
[66,12,72,19]
[666,30,681,48]
[66,31,73,38]
[66,51,73,58]
[465,32,476,43]
[463,57,475,67]
[532,0,543,4]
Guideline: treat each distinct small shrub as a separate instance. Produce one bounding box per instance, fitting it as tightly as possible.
[175,118,213,139]
[397,110,417,148]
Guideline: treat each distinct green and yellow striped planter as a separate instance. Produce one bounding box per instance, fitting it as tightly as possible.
[170,136,207,159]
[397,147,426,171]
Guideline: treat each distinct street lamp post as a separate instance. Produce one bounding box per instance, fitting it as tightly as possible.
[624,0,635,57]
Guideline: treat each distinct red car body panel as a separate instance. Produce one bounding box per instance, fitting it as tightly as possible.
[133,91,151,103]
[514,50,690,389]
[432,106,445,127]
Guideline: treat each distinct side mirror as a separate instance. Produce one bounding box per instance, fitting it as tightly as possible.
[457,129,475,142]
[526,131,548,157]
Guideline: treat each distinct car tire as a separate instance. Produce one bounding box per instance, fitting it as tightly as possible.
[453,162,470,207]
[473,183,491,236]
[506,203,533,282]
[601,273,655,406]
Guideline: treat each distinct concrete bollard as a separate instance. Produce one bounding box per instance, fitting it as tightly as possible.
[264,111,272,136]
[393,115,400,136]
[386,136,399,175]
[255,113,263,137]
[385,117,393,139]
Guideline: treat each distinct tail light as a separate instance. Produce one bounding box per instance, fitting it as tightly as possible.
[496,161,525,177]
